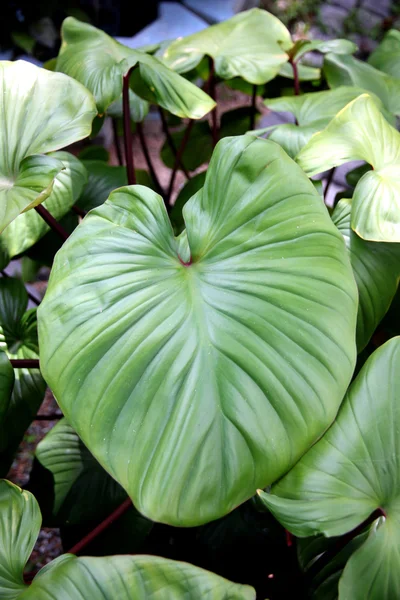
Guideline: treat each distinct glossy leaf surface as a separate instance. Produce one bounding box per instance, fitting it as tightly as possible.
[297,94,400,242]
[0,60,96,232]
[259,337,400,599]
[56,17,215,118]
[324,53,400,116]
[39,136,357,526]
[332,199,400,351]
[0,152,87,259]
[162,9,292,84]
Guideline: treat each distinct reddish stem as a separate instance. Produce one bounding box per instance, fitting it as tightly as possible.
[34,205,69,241]
[10,359,40,368]
[112,118,124,166]
[158,106,190,180]
[324,167,336,204]
[34,414,62,421]
[67,498,132,555]
[289,59,300,96]
[122,67,136,185]
[167,119,194,204]
[71,205,87,218]
[136,121,164,196]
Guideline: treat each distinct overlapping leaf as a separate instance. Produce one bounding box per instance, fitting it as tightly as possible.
[56,17,215,118]
[297,94,400,242]
[258,337,400,600]
[324,53,400,116]
[0,278,45,475]
[0,60,96,232]
[261,86,389,158]
[0,152,87,262]
[0,480,255,599]
[162,8,292,83]
[38,136,357,526]
[368,29,400,79]
[332,199,400,351]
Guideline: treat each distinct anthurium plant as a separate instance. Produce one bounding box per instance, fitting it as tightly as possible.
[0,9,399,599]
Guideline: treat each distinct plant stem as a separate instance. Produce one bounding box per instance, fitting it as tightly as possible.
[10,359,40,368]
[112,118,124,166]
[34,414,62,421]
[122,67,136,185]
[208,57,218,147]
[67,497,132,555]
[250,84,257,130]
[34,205,69,241]
[158,106,190,180]
[324,167,336,203]
[289,59,300,96]
[167,119,194,204]
[71,205,87,218]
[306,507,386,582]
[136,121,164,196]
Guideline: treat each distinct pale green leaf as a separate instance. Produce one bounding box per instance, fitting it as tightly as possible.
[332,199,400,351]
[38,136,357,526]
[0,60,96,232]
[0,152,87,258]
[297,94,400,242]
[162,8,292,84]
[56,17,215,118]
[292,38,357,62]
[368,29,400,80]
[324,52,400,116]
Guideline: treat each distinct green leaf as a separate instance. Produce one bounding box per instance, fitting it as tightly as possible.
[0,480,255,599]
[78,146,109,162]
[291,38,357,62]
[0,60,96,233]
[56,17,215,119]
[258,337,400,599]
[332,199,400,351]
[38,136,357,526]
[0,480,41,599]
[263,86,393,159]
[0,278,46,475]
[162,8,292,84]
[76,161,153,213]
[297,94,400,242]
[345,164,371,188]
[324,53,400,116]
[11,32,35,54]
[368,29,400,79]
[0,353,14,424]
[0,152,87,258]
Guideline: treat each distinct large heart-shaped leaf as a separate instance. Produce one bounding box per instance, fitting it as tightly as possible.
[162,8,292,83]
[262,86,390,159]
[258,337,400,599]
[0,278,45,475]
[0,60,96,233]
[0,480,255,600]
[56,17,215,118]
[332,199,400,351]
[323,53,400,116]
[0,152,87,261]
[368,29,400,80]
[38,136,358,526]
[297,94,400,242]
